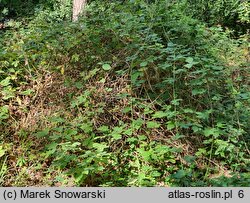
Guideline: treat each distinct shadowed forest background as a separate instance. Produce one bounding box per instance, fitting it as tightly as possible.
[0,0,249,186]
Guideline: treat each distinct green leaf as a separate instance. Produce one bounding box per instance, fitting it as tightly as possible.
[49,116,65,124]
[152,111,168,118]
[151,171,161,177]
[46,142,58,150]
[140,61,148,67]
[192,88,206,95]
[171,133,184,140]
[124,128,132,135]
[173,170,186,179]
[147,121,160,129]
[35,129,50,138]
[132,118,144,130]
[2,86,15,100]
[166,121,175,130]
[2,8,8,15]
[185,57,194,64]
[99,78,106,83]
[113,127,123,133]
[196,110,212,120]
[12,60,19,67]
[0,105,9,120]
[111,133,122,140]
[138,135,147,141]
[171,99,182,106]
[71,53,79,62]
[131,71,143,84]
[203,128,214,137]
[159,63,171,70]
[92,143,108,152]
[98,125,109,133]
[79,123,93,134]
[183,108,194,113]
[0,77,10,87]
[184,57,198,68]
[203,128,220,138]
[102,64,111,70]
[195,148,207,156]
[184,63,193,69]
[184,155,196,164]
[137,148,151,161]
[65,129,78,136]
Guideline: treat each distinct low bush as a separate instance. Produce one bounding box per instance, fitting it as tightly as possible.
[0,0,249,186]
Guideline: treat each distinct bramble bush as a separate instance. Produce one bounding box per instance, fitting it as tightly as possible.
[0,0,249,186]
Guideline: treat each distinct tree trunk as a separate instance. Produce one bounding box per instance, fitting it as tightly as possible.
[72,0,87,22]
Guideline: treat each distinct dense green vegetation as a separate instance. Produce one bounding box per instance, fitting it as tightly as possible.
[0,0,249,186]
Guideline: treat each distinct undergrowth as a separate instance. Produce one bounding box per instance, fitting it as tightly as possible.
[0,0,249,186]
